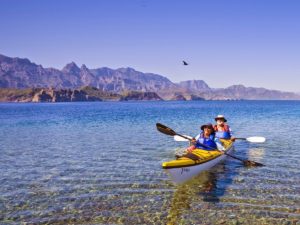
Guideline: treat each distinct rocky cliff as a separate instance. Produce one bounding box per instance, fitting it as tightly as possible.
[0,87,163,102]
[0,88,102,102]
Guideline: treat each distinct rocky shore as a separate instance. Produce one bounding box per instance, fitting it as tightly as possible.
[0,87,163,102]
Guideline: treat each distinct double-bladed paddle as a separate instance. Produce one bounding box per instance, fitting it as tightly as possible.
[156,123,264,167]
[174,135,266,143]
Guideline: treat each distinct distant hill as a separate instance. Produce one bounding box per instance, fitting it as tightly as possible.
[0,54,175,92]
[1,53,299,100]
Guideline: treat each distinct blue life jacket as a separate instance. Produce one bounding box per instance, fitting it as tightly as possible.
[215,131,231,139]
[195,133,217,150]
[213,124,232,139]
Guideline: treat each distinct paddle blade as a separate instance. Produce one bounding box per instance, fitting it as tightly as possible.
[225,153,265,167]
[156,123,177,136]
[243,160,265,167]
[246,136,266,143]
[174,135,193,141]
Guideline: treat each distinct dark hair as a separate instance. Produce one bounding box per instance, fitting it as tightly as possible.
[200,123,214,131]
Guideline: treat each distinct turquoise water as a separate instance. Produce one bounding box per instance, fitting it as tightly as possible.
[0,101,299,224]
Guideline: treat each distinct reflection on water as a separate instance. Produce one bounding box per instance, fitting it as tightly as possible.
[247,147,265,160]
[167,164,234,225]
[167,171,215,225]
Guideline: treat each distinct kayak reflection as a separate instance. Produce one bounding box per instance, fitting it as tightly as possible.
[166,164,234,224]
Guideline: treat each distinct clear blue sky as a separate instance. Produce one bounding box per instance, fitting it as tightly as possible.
[1,0,300,92]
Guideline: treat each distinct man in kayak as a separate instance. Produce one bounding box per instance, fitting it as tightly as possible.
[187,123,218,152]
[213,115,236,141]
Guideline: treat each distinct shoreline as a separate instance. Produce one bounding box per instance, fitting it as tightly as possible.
[1,87,300,102]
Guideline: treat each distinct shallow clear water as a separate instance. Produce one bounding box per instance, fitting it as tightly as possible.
[0,101,299,224]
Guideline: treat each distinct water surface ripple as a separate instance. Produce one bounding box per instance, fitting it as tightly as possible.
[0,101,299,224]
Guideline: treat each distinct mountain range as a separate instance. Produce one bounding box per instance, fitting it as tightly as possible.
[0,53,299,100]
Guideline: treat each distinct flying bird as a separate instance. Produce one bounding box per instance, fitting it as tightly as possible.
[182,60,188,66]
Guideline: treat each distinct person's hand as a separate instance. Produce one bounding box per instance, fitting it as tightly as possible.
[231,137,236,142]
[187,138,197,152]
[186,145,196,152]
[190,138,197,144]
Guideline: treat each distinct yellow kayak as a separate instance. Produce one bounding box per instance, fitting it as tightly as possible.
[162,139,234,183]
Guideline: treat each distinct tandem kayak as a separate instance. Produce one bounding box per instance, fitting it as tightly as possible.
[162,139,234,183]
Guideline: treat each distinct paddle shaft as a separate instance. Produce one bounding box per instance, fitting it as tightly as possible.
[174,135,265,143]
[176,133,193,141]
[193,138,265,166]
[185,138,251,163]
[190,140,263,165]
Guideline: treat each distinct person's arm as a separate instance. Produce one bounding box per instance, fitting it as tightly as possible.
[228,126,236,141]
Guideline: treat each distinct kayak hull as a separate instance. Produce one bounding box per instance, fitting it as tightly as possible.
[162,140,234,183]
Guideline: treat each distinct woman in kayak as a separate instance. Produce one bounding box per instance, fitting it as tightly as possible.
[213,115,236,141]
[187,123,218,151]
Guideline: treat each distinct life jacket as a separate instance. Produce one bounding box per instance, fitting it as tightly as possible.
[213,124,231,139]
[195,133,217,150]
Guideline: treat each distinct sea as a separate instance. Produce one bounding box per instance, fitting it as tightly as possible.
[0,101,299,225]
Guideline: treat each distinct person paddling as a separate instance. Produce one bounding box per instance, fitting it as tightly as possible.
[213,115,236,141]
[187,123,218,152]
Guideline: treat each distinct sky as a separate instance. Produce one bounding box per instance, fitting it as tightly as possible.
[1,0,300,92]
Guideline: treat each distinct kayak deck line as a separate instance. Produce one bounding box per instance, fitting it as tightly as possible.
[162,150,223,169]
[162,139,233,169]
